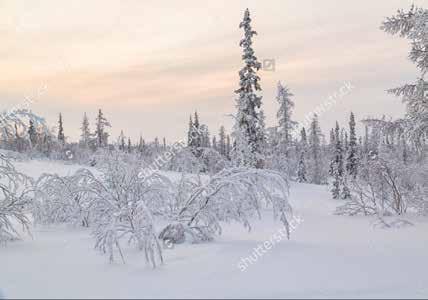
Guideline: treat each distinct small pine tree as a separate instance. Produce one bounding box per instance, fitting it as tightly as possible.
[346,112,359,178]
[276,81,296,154]
[297,152,307,183]
[341,174,351,199]
[119,130,125,151]
[363,125,369,154]
[187,115,194,147]
[127,138,132,153]
[200,124,210,148]
[328,127,336,176]
[94,109,111,148]
[226,134,231,160]
[297,127,308,183]
[212,136,217,151]
[308,114,323,184]
[28,119,37,148]
[154,137,160,151]
[402,137,409,165]
[218,125,227,156]
[331,122,344,199]
[80,112,91,148]
[138,135,144,153]
[194,111,201,148]
[58,113,65,145]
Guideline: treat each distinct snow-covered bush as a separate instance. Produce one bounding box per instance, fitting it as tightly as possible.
[336,151,428,217]
[198,147,229,174]
[85,155,171,266]
[35,152,171,267]
[0,154,33,245]
[34,171,93,227]
[167,147,203,174]
[159,168,292,244]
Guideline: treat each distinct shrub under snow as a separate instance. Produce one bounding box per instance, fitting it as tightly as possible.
[159,168,292,244]
[0,153,33,245]
[33,148,294,267]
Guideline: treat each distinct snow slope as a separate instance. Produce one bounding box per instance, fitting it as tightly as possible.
[1,159,427,298]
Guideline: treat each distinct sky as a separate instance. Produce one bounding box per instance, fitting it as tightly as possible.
[0,0,426,143]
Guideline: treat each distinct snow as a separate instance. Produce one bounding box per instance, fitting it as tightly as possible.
[1,159,428,298]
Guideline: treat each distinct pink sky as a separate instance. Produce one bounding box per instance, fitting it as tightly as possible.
[0,0,424,143]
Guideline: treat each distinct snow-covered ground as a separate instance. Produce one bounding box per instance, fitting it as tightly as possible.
[1,159,427,298]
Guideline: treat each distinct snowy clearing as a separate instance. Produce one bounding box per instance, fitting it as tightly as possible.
[1,159,427,299]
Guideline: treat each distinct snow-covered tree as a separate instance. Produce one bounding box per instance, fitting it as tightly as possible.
[212,136,217,151]
[57,113,65,145]
[127,137,132,153]
[276,81,296,153]
[80,112,91,148]
[381,5,428,75]
[226,134,231,160]
[200,124,211,148]
[187,115,194,147]
[382,6,428,159]
[27,119,37,149]
[138,135,145,154]
[331,122,344,199]
[297,127,308,182]
[94,109,111,148]
[346,112,359,178]
[218,125,227,156]
[297,152,307,183]
[118,130,126,151]
[308,114,324,184]
[193,111,201,148]
[0,109,49,153]
[0,154,33,245]
[232,8,265,169]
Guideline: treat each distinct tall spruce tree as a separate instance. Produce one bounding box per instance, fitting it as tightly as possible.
[193,111,201,148]
[94,109,111,148]
[57,113,65,145]
[138,135,144,153]
[28,119,37,148]
[80,112,91,148]
[232,8,264,168]
[226,134,231,160]
[218,125,227,156]
[119,130,125,151]
[346,112,359,178]
[308,114,323,184]
[187,115,194,147]
[127,137,132,153]
[276,81,296,154]
[328,127,336,176]
[297,127,308,182]
[331,122,344,199]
